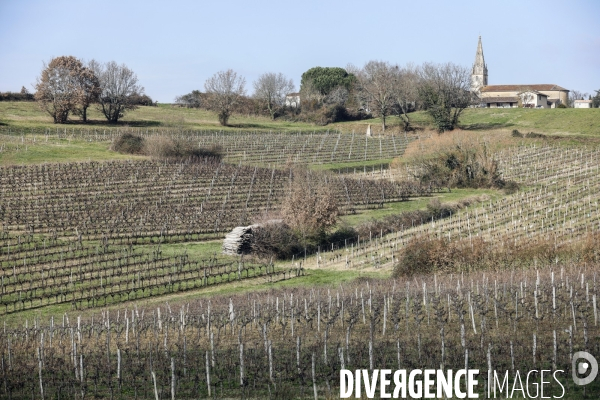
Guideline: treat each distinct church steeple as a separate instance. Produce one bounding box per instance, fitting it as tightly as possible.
[471,36,488,94]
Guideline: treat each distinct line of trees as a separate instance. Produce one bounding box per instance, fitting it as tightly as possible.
[176,61,473,131]
[34,56,153,124]
[0,86,35,102]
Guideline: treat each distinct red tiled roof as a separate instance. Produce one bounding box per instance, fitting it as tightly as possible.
[482,84,568,92]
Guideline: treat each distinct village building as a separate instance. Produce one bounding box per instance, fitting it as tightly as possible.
[574,99,593,108]
[285,92,300,108]
[471,36,569,108]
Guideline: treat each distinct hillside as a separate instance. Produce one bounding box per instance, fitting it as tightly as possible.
[2,101,600,398]
[2,101,599,135]
[339,107,600,136]
[0,101,320,132]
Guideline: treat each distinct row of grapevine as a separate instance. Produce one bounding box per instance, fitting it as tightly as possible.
[0,128,414,167]
[0,158,434,242]
[0,233,301,314]
[304,144,600,271]
[1,264,597,398]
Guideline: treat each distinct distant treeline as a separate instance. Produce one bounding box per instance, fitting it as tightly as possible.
[0,90,154,106]
[0,90,155,106]
[0,91,35,102]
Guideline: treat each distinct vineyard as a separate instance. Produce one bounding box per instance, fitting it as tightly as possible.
[0,232,305,314]
[1,265,598,398]
[3,127,600,398]
[0,159,430,242]
[302,144,600,272]
[0,127,414,168]
[0,128,435,317]
[2,136,600,304]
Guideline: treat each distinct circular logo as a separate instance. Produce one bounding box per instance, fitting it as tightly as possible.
[572,351,598,386]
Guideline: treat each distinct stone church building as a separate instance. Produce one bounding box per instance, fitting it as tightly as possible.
[471,37,569,108]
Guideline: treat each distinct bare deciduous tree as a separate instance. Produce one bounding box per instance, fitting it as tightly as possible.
[593,90,600,108]
[253,72,294,119]
[324,86,349,106]
[392,64,419,131]
[518,88,536,108]
[353,61,399,132]
[418,62,473,132]
[204,69,246,126]
[35,56,85,123]
[94,61,143,123]
[298,79,325,111]
[73,65,101,122]
[280,168,338,244]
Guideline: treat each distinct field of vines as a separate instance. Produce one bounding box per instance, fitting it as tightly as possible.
[0,129,431,316]
[3,128,600,398]
[0,231,305,314]
[0,159,430,242]
[0,127,413,167]
[1,265,598,398]
[304,144,600,272]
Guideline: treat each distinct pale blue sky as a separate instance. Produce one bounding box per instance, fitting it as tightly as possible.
[1,0,598,102]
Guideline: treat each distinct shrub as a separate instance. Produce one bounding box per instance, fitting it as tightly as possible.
[525,132,545,139]
[250,222,358,260]
[111,133,145,154]
[323,225,358,248]
[393,235,494,277]
[581,232,600,263]
[293,104,369,126]
[280,168,338,246]
[501,180,520,195]
[143,135,223,161]
[426,198,457,219]
[402,131,507,190]
[392,233,600,277]
[143,135,175,158]
[557,103,567,108]
[511,129,523,137]
[417,145,504,189]
[129,93,155,106]
[392,235,449,276]
[250,222,303,260]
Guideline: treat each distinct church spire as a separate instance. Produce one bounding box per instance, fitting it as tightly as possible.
[471,36,488,94]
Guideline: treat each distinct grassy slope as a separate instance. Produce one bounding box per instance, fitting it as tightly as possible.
[0,137,147,165]
[334,108,600,136]
[3,101,598,167]
[2,101,600,135]
[0,101,322,132]
[339,188,500,226]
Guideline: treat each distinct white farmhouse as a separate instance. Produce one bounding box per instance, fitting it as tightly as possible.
[519,90,549,108]
[285,93,300,108]
[574,100,593,108]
